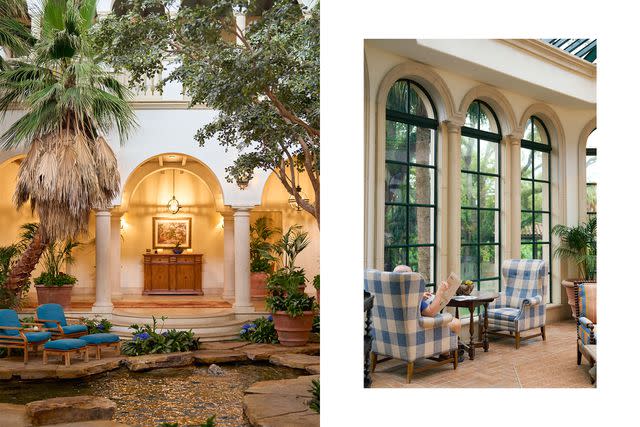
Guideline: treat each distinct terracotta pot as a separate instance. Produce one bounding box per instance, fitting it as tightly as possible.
[272,311,315,347]
[35,285,73,308]
[562,279,597,318]
[251,272,269,299]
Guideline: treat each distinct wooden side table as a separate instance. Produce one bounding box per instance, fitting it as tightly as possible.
[446,292,499,360]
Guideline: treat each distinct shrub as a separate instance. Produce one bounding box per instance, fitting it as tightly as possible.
[81,316,112,334]
[240,316,278,344]
[121,316,200,356]
[308,379,319,413]
[266,292,316,318]
[33,272,77,287]
[312,315,320,333]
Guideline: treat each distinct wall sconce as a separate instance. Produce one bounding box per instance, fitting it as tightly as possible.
[288,186,309,211]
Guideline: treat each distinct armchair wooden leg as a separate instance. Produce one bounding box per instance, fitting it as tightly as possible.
[541,326,546,341]
[370,352,377,373]
[577,346,582,365]
[65,353,70,367]
[453,350,458,370]
[515,331,521,349]
[23,346,28,364]
[406,362,414,384]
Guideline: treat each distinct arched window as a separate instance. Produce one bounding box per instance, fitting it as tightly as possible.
[461,100,501,293]
[384,80,438,288]
[520,116,552,302]
[586,129,597,218]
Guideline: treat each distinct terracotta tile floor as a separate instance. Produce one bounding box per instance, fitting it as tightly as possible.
[371,320,594,388]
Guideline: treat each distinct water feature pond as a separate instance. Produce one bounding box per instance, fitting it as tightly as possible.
[0,363,304,426]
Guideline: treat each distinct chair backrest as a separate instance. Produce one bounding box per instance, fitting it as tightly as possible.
[363,269,424,361]
[499,259,547,308]
[577,283,597,323]
[36,304,67,328]
[0,309,21,336]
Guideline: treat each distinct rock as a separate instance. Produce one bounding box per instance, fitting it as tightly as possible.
[0,403,29,426]
[56,358,123,379]
[243,376,320,427]
[124,352,194,372]
[193,350,248,364]
[15,364,58,380]
[269,353,320,370]
[207,364,225,376]
[25,396,116,426]
[0,368,13,380]
[306,364,320,375]
[243,343,320,361]
[198,341,250,351]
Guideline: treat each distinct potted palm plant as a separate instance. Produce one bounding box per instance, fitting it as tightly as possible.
[266,225,316,346]
[250,217,278,298]
[34,240,80,308]
[552,216,597,318]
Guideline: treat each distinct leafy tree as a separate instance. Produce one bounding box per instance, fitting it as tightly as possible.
[0,0,34,69]
[92,0,320,226]
[0,0,137,297]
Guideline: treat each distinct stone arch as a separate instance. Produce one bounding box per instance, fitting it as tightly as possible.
[119,153,225,212]
[577,117,597,222]
[458,85,518,136]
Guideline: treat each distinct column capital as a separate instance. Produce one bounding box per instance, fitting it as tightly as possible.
[231,205,255,213]
[95,209,112,217]
[442,120,463,134]
[504,133,523,145]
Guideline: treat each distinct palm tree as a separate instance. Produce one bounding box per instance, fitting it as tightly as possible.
[551,216,597,280]
[0,0,137,296]
[0,0,33,69]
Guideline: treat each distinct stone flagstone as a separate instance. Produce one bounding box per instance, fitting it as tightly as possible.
[26,396,116,426]
[269,353,319,370]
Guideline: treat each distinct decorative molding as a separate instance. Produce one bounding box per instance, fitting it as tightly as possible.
[499,39,596,79]
[458,85,519,136]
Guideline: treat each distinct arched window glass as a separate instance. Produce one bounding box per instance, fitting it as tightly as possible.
[586,130,597,218]
[384,80,438,288]
[520,116,552,302]
[461,100,501,293]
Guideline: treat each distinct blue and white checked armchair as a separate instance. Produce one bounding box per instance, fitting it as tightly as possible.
[481,259,547,349]
[364,269,458,383]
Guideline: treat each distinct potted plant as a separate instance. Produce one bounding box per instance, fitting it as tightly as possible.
[266,225,316,346]
[250,217,279,298]
[313,274,320,305]
[552,216,597,318]
[173,242,184,255]
[34,240,79,308]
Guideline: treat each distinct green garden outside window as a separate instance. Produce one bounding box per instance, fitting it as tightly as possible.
[460,100,501,294]
[586,130,597,219]
[384,80,438,289]
[520,116,552,303]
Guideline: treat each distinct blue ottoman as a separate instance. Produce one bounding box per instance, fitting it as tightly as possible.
[79,333,121,359]
[43,339,88,366]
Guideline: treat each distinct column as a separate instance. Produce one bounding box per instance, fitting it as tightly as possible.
[507,135,522,260]
[110,211,123,299]
[445,121,462,276]
[93,209,113,313]
[222,213,235,301]
[234,9,246,46]
[232,207,253,313]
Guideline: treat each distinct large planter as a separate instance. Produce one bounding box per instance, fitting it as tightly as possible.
[272,311,315,347]
[35,285,73,308]
[251,272,269,299]
[562,279,597,318]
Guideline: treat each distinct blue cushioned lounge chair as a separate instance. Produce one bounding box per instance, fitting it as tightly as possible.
[0,309,52,363]
[35,304,88,339]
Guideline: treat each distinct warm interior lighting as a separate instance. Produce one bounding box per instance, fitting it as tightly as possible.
[288,186,309,211]
[167,169,181,214]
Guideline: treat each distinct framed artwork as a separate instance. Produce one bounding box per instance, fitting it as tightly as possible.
[153,217,192,249]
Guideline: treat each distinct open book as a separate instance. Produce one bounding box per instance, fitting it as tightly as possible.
[435,272,461,312]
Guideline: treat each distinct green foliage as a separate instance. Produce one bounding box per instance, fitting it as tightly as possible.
[81,316,112,334]
[250,217,278,273]
[0,0,34,69]
[33,272,77,287]
[0,223,39,308]
[312,314,319,333]
[308,379,319,413]
[552,216,597,280]
[121,316,200,356]
[272,225,310,272]
[312,274,319,291]
[240,316,278,344]
[93,0,320,223]
[266,290,316,318]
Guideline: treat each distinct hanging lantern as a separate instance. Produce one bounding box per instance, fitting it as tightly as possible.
[167,169,181,214]
[288,186,309,211]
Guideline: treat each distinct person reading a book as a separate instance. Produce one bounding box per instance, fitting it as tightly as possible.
[393,265,462,334]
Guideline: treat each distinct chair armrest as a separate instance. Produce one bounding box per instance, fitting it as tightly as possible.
[35,319,64,333]
[419,312,453,329]
[0,326,27,331]
[522,295,543,306]
[0,333,26,342]
[19,322,43,327]
[65,317,84,324]
[579,316,595,329]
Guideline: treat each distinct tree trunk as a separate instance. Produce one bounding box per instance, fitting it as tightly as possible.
[6,228,47,295]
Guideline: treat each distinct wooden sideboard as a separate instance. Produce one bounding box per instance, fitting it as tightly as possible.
[143,254,203,295]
